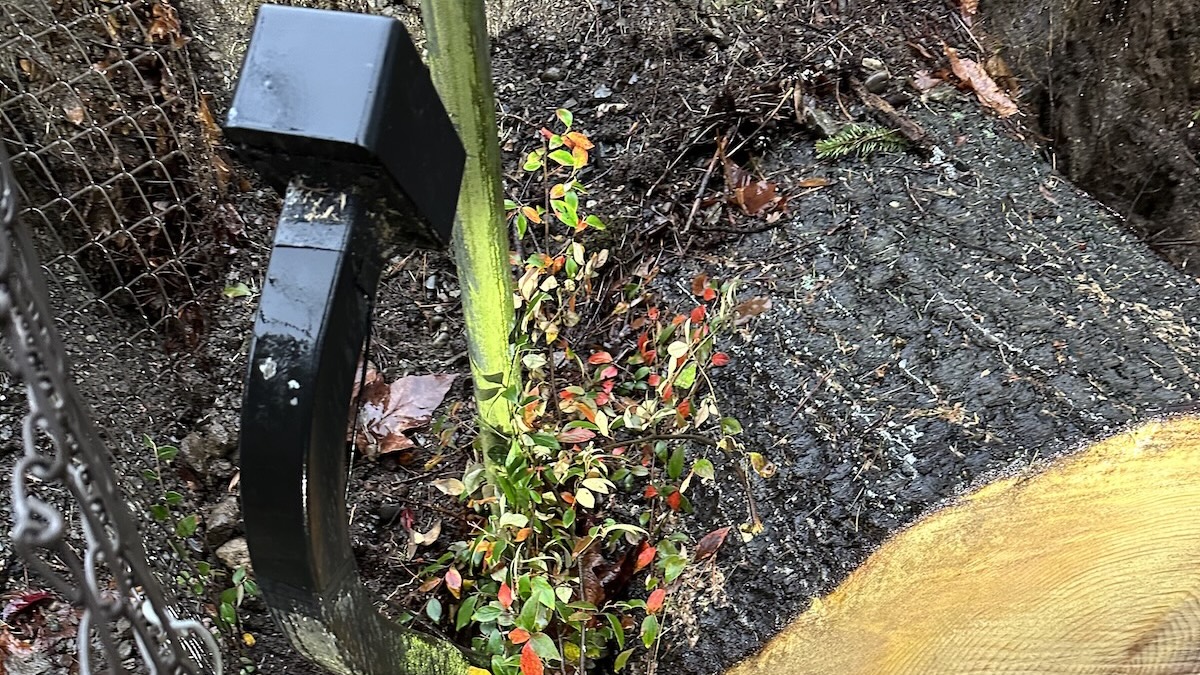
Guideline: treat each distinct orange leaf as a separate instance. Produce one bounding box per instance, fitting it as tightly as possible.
[515,527,532,542]
[693,526,731,562]
[711,352,731,367]
[509,627,532,645]
[677,399,692,419]
[703,287,717,301]
[601,365,618,379]
[521,642,543,675]
[565,131,595,150]
[647,588,666,614]
[635,542,656,570]
[798,177,834,188]
[690,305,707,323]
[943,44,1018,117]
[521,206,542,224]
[588,351,613,365]
[572,145,589,167]
[643,485,659,500]
[647,307,660,321]
[498,582,513,610]
[666,491,682,511]
[561,491,576,505]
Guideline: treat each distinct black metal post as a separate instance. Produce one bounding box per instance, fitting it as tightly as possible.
[225,6,476,674]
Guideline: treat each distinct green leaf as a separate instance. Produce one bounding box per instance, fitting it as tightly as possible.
[663,554,687,583]
[556,108,574,129]
[529,632,561,662]
[693,458,715,481]
[667,446,685,481]
[425,597,443,623]
[640,614,660,648]
[164,491,183,507]
[498,512,529,529]
[548,149,576,168]
[473,604,503,624]
[608,613,626,650]
[614,648,636,671]
[516,213,529,238]
[156,445,178,462]
[532,577,556,608]
[222,282,252,299]
[584,215,607,231]
[175,514,198,538]
[219,602,237,626]
[524,150,544,171]
[675,363,697,390]
[150,504,169,522]
[528,432,561,450]
[456,595,479,630]
[504,199,519,210]
[517,594,540,631]
[721,417,744,435]
[232,567,246,584]
[562,508,576,528]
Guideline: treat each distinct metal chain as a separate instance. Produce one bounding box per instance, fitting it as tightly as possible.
[1,149,221,673]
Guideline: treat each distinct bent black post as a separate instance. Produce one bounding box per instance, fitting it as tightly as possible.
[225,6,473,673]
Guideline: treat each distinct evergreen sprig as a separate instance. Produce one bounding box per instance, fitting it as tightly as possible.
[815,124,907,159]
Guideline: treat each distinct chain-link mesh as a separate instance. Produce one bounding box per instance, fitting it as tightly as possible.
[0,0,233,672]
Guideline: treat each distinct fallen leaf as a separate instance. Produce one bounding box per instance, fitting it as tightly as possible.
[734,296,772,325]
[2,591,52,622]
[694,526,732,562]
[410,520,442,547]
[749,452,777,479]
[797,177,834,188]
[734,180,780,215]
[521,640,544,675]
[646,588,666,614]
[63,104,85,126]
[691,273,710,296]
[960,0,978,26]
[944,44,1018,117]
[148,0,187,48]
[498,582,514,610]
[690,305,707,323]
[911,70,945,92]
[418,576,441,593]
[431,478,465,496]
[984,53,1020,96]
[355,374,456,457]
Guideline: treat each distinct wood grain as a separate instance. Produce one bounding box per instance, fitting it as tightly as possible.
[728,416,1200,675]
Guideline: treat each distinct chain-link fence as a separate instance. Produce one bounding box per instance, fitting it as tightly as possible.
[0,0,244,672]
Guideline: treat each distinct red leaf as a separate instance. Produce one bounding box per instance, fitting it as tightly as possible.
[693,526,732,562]
[643,485,658,499]
[690,305,707,323]
[558,427,596,444]
[601,365,619,379]
[521,641,544,675]
[595,391,611,406]
[498,582,513,610]
[677,399,691,419]
[444,567,462,599]
[666,491,682,511]
[648,374,661,387]
[703,287,717,301]
[1,591,51,621]
[711,352,731,367]
[647,307,660,321]
[646,588,666,614]
[635,542,656,570]
[509,627,531,645]
[588,351,613,365]
[691,273,709,296]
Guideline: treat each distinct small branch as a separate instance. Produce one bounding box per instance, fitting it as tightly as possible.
[597,433,718,453]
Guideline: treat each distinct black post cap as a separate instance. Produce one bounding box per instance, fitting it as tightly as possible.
[224,4,464,245]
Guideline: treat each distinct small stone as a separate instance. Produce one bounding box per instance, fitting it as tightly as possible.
[205,495,241,548]
[216,537,253,573]
[424,274,438,290]
[539,66,565,82]
[864,70,891,94]
[862,57,885,72]
[592,84,613,100]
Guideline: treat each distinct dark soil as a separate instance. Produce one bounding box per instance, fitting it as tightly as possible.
[4,0,1200,674]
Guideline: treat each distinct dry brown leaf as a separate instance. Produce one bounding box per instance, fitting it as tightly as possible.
[797,177,834,188]
[984,54,1019,96]
[944,44,1018,117]
[355,373,456,457]
[148,1,187,48]
[735,181,779,215]
[960,0,979,26]
[734,296,773,325]
[694,526,732,562]
[911,70,945,92]
[63,105,85,126]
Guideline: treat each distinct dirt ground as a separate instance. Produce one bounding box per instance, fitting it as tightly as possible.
[4,0,1200,674]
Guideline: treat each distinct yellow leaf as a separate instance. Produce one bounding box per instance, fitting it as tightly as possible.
[522,205,542,224]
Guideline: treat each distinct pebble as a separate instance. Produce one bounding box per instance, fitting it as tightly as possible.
[540,66,565,82]
[216,537,252,573]
[424,274,438,290]
[864,70,891,94]
[592,84,613,100]
[862,57,885,72]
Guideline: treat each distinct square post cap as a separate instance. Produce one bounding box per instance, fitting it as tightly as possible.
[224,4,464,245]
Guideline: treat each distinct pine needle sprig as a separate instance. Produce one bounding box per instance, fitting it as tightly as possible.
[815,124,907,159]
